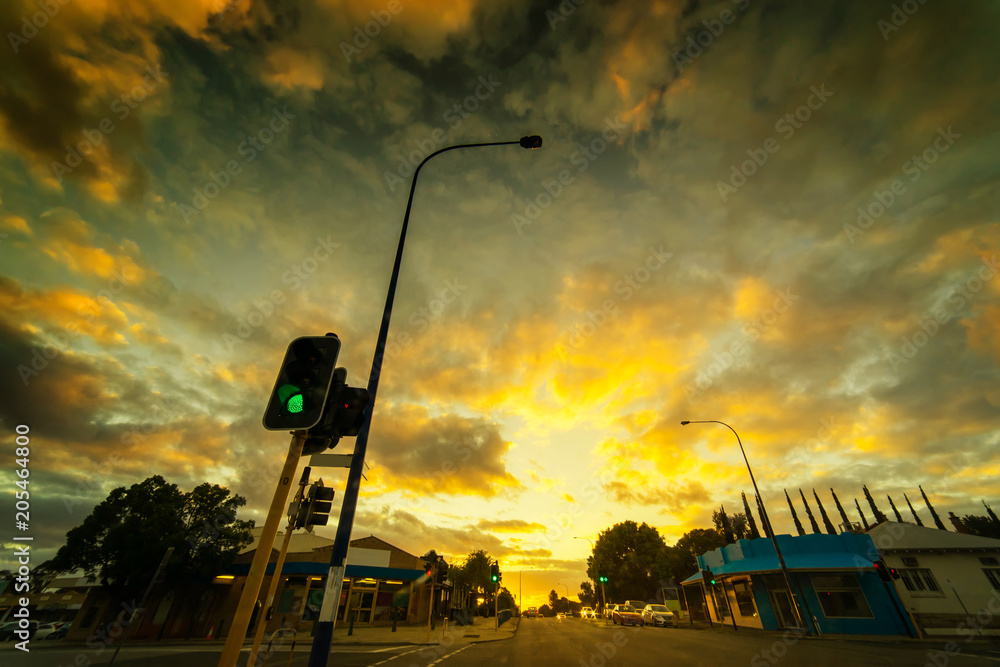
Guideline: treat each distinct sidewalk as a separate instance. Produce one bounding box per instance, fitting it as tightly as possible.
[674,618,1000,646]
[327,614,518,646]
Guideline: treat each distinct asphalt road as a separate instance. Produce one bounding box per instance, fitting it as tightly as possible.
[6,617,1000,667]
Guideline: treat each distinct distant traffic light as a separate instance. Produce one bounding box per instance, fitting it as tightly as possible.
[598,575,608,583]
[436,561,448,585]
[490,561,500,584]
[263,335,341,431]
[294,481,335,531]
[873,559,892,582]
[702,569,716,586]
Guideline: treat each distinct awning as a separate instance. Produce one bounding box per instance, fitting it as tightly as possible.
[681,552,874,584]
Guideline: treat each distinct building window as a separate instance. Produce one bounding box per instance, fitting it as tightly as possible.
[811,575,874,618]
[897,568,943,597]
[732,580,757,617]
[984,569,1000,591]
[980,557,999,566]
[901,556,919,567]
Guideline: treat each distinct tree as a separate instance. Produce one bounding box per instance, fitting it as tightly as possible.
[799,489,821,534]
[578,581,597,608]
[665,528,727,584]
[904,493,924,526]
[864,485,889,524]
[920,485,947,530]
[813,489,837,534]
[855,498,870,530]
[713,505,735,544]
[588,521,667,602]
[51,476,253,601]
[742,492,761,539]
[985,501,1000,526]
[831,488,852,531]
[497,587,516,613]
[539,604,553,617]
[962,515,1000,539]
[785,490,805,536]
[450,549,495,610]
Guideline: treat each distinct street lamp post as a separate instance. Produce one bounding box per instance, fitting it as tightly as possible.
[574,536,607,624]
[306,136,542,667]
[680,420,815,635]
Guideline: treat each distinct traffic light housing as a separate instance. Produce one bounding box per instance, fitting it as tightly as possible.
[702,569,716,586]
[294,482,335,531]
[263,335,341,431]
[873,559,893,582]
[436,560,448,585]
[598,575,608,583]
[303,368,371,452]
[490,562,500,584]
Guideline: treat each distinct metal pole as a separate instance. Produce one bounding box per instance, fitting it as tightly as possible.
[307,138,538,667]
[681,420,815,635]
[426,580,434,642]
[247,468,312,667]
[219,432,307,667]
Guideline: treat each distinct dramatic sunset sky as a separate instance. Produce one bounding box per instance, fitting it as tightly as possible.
[1,0,999,609]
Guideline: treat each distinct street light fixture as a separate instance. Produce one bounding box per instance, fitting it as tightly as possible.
[680,420,814,635]
[306,136,543,667]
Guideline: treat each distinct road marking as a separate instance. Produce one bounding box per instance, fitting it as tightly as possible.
[371,646,423,665]
[430,644,471,665]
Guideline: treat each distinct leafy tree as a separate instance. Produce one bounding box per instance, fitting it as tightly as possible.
[713,505,735,543]
[51,476,253,602]
[449,549,496,610]
[548,588,559,608]
[578,581,597,608]
[587,521,666,601]
[664,528,727,583]
[497,587,516,613]
[962,515,1000,539]
[539,604,552,617]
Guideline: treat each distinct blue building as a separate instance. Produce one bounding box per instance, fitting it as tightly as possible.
[681,533,916,636]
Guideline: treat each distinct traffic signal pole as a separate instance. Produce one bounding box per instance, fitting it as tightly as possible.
[306,138,541,667]
[246,467,311,667]
[218,432,306,667]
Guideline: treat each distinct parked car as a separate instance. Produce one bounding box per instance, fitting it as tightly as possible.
[641,604,676,627]
[556,612,566,620]
[33,622,66,640]
[611,604,643,627]
[604,604,618,619]
[625,600,648,613]
[47,624,70,640]
[0,620,38,641]
[581,606,596,619]
[524,607,539,618]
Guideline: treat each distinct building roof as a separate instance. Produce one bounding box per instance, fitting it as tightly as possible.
[868,521,1000,552]
[239,528,334,554]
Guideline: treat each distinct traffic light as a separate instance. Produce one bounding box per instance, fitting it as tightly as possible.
[303,368,371,452]
[263,335,341,431]
[890,567,900,580]
[873,559,892,582]
[702,569,716,586]
[490,562,500,584]
[436,560,448,585]
[295,481,335,531]
[598,575,608,583]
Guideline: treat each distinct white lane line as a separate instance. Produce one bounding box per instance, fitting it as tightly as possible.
[371,646,423,665]
[428,644,471,665]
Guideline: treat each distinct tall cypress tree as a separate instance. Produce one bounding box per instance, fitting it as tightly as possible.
[864,485,889,524]
[905,493,924,526]
[855,498,870,530]
[800,489,822,534]
[742,492,761,539]
[887,494,904,522]
[757,494,774,538]
[832,488,852,531]
[920,485,947,530]
[814,489,837,534]
[785,490,805,536]
[985,500,1000,528]
[717,504,735,544]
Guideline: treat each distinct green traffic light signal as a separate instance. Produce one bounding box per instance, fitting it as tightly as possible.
[598,575,608,583]
[278,383,304,413]
[263,335,341,431]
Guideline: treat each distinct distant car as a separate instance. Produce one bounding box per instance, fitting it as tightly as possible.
[556,612,566,620]
[33,623,66,640]
[581,606,596,619]
[612,604,643,627]
[0,620,38,640]
[641,604,676,627]
[524,607,539,618]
